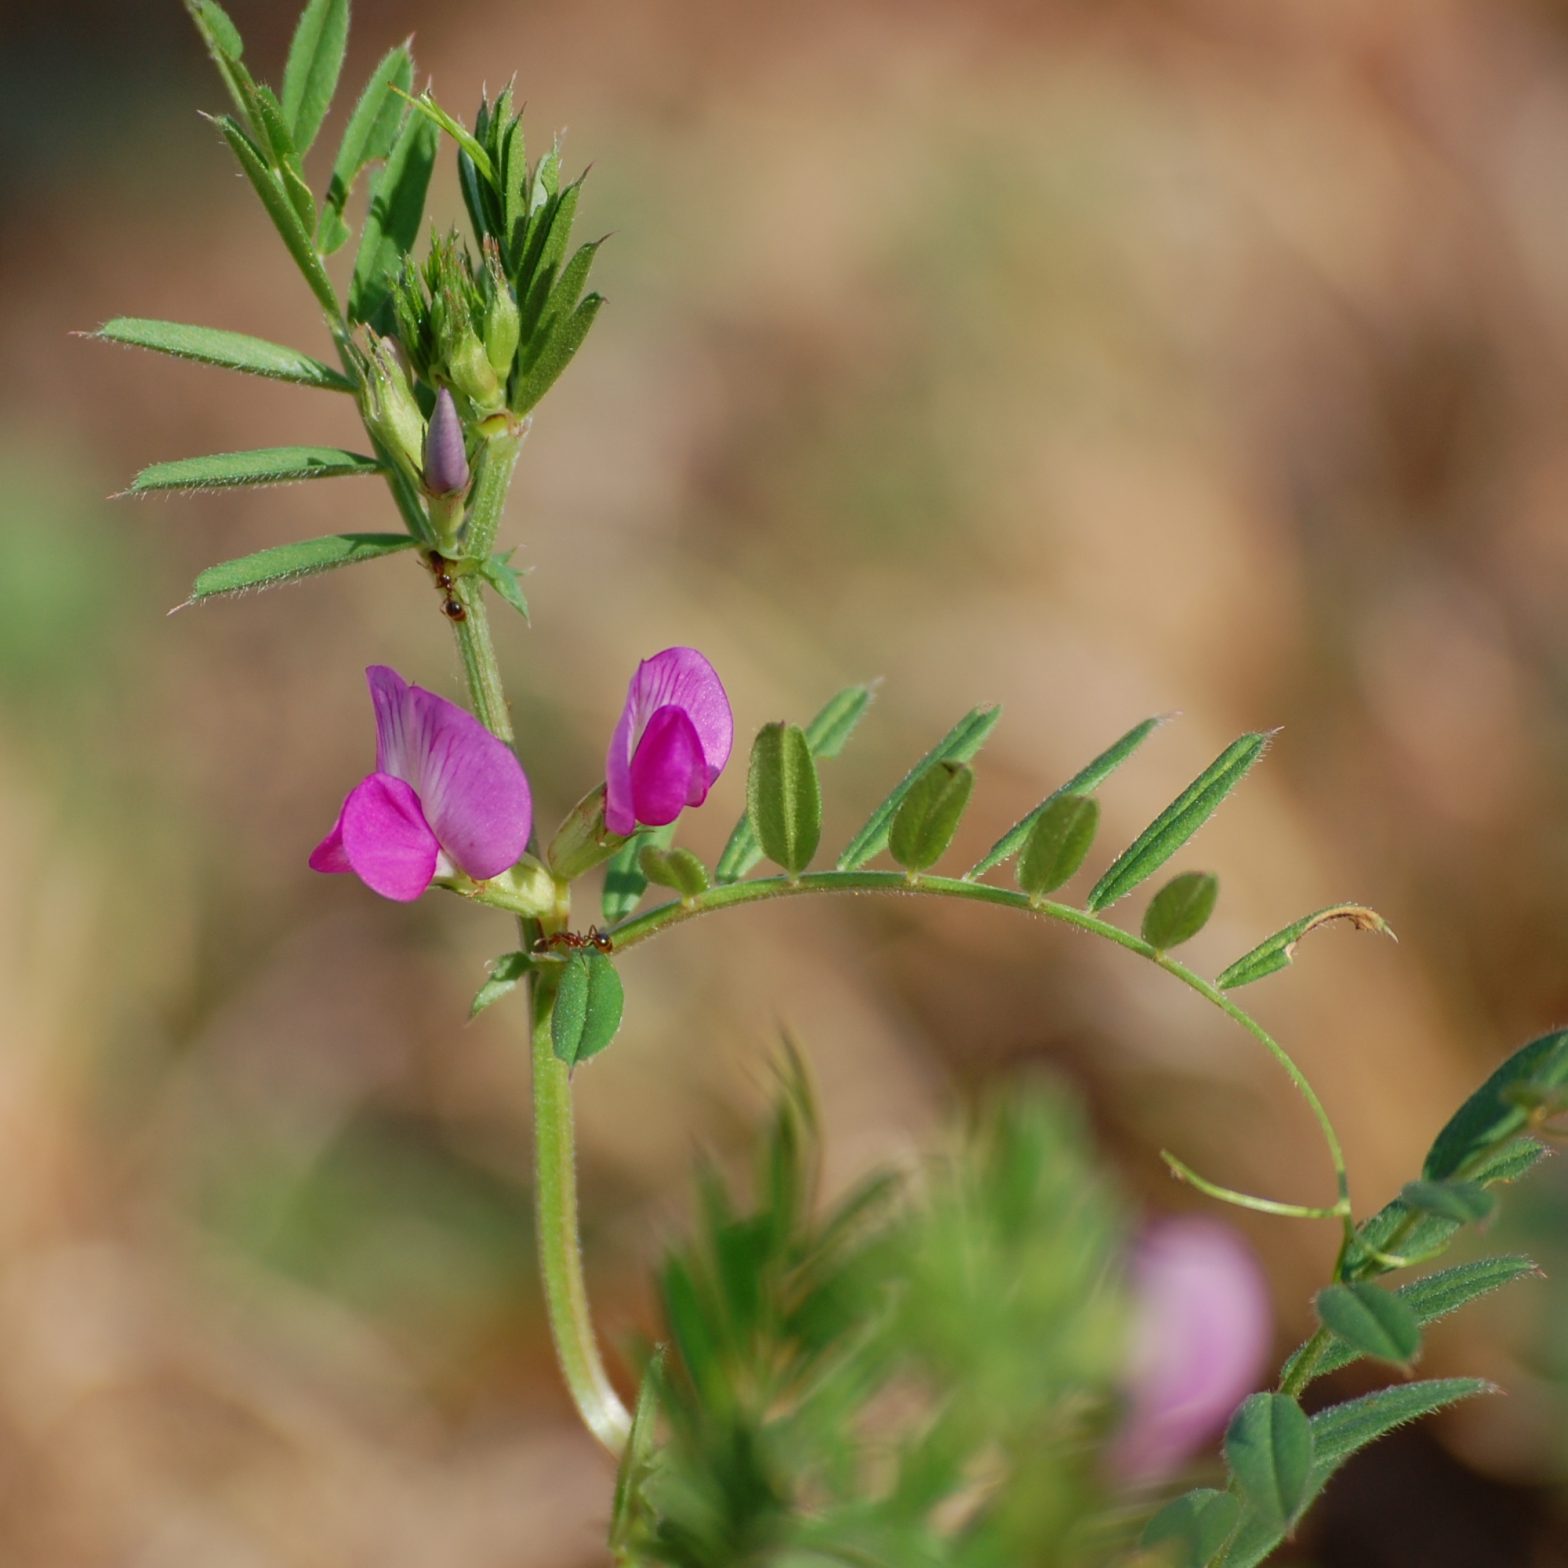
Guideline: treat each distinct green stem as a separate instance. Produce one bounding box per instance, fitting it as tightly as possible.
[608,871,1352,1225]
[464,427,523,562]
[531,972,634,1453]
[436,433,630,1457]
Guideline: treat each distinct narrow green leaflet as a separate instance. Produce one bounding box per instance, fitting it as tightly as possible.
[129,446,380,494]
[1400,1178,1496,1226]
[320,44,414,253]
[838,704,1002,872]
[281,0,349,155]
[185,532,416,602]
[1086,731,1271,912]
[349,107,439,327]
[1216,903,1395,991]
[1315,1282,1421,1369]
[1141,1488,1239,1568]
[1287,1255,1538,1385]
[480,551,530,620]
[400,89,495,183]
[967,714,1165,879]
[1222,1381,1495,1568]
[748,723,822,877]
[1423,1029,1568,1182]
[1016,794,1098,900]
[217,116,340,317]
[602,822,675,926]
[715,683,873,883]
[249,84,316,231]
[512,293,605,415]
[551,950,625,1068]
[1223,1393,1312,1535]
[640,845,710,901]
[470,951,533,1019]
[1315,1377,1496,1472]
[1142,871,1219,951]
[183,0,255,129]
[94,317,353,390]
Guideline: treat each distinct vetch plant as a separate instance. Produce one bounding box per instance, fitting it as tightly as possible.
[98,3,1568,1562]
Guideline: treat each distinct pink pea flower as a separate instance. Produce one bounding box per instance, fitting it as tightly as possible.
[310,666,532,902]
[604,647,733,836]
[1111,1216,1272,1485]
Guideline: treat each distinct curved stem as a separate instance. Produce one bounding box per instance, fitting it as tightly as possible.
[438,439,631,1456]
[530,972,634,1453]
[609,871,1352,1226]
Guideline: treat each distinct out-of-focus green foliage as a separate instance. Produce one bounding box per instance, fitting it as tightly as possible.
[615,1060,1129,1567]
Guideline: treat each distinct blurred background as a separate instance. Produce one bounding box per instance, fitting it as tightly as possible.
[3,0,1568,1561]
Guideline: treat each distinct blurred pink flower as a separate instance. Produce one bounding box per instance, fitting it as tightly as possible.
[1111,1216,1272,1484]
[604,647,733,835]
[310,665,532,901]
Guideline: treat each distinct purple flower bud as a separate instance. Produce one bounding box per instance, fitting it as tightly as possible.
[1111,1217,1272,1485]
[604,648,733,836]
[423,387,470,497]
[310,667,531,901]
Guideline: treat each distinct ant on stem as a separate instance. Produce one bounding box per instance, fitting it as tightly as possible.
[535,926,615,955]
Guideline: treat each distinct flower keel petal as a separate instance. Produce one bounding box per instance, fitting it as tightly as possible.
[337,772,442,902]
[629,705,707,827]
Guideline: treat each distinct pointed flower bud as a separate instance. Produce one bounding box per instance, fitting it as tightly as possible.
[361,335,425,480]
[423,387,470,497]
[482,238,521,377]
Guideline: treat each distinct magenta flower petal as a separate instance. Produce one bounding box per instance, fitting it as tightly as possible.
[605,647,733,835]
[1111,1217,1272,1485]
[366,665,531,879]
[324,772,442,902]
[628,705,707,826]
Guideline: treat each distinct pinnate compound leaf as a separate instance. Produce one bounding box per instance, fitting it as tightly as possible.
[1216,903,1396,990]
[1221,1381,1495,1568]
[1142,870,1219,951]
[748,722,822,877]
[1289,1255,1538,1384]
[470,950,532,1019]
[1224,1393,1312,1533]
[349,106,439,327]
[217,117,339,317]
[888,760,974,873]
[550,950,624,1068]
[601,823,674,927]
[715,683,872,883]
[320,44,414,252]
[1423,1030,1568,1182]
[281,0,349,155]
[639,845,709,900]
[1086,731,1271,912]
[129,446,380,494]
[838,704,1001,872]
[968,713,1165,879]
[185,532,415,602]
[1016,793,1098,899]
[1315,1282,1421,1369]
[1141,1488,1239,1568]
[1400,1179,1496,1226]
[94,317,353,390]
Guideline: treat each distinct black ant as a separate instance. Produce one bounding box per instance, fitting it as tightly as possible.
[426,550,468,622]
[535,925,615,955]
